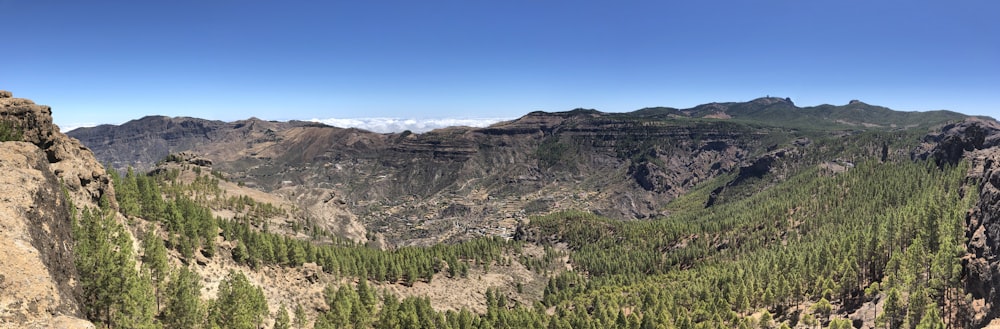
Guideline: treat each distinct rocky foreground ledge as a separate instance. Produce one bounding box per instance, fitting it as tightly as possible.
[0,90,108,329]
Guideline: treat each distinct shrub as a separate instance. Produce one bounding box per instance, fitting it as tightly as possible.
[0,119,22,142]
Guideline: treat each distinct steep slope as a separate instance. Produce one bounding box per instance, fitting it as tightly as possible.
[75,112,772,244]
[0,90,523,329]
[153,153,369,243]
[69,98,972,245]
[926,119,1000,327]
[0,91,112,328]
[68,116,321,172]
[19,87,1000,328]
[0,143,93,329]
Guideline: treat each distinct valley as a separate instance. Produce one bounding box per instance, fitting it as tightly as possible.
[4,89,1000,328]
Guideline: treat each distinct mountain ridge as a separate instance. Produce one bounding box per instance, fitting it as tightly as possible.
[68,96,977,173]
[10,88,1000,327]
[68,97,984,247]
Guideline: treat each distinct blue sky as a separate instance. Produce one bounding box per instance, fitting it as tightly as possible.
[2,1,998,132]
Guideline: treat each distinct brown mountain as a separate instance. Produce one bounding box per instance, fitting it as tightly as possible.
[11,88,1000,326]
[68,98,971,245]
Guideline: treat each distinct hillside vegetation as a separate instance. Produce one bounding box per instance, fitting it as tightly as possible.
[49,94,1000,328]
[14,88,1000,328]
[67,97,980,249]
[67,144,981,329]
[523,160,973,328]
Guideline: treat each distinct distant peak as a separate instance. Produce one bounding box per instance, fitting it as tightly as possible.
[751,96,794,106]
[566,108,602,115]
[520,108,604,120]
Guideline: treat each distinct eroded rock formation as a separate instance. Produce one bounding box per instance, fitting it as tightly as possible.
[917,118,1000,327]
[0,90,107,328]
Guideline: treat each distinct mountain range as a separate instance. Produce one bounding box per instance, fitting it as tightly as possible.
[6,89,1000,328]
[67,97,977,245]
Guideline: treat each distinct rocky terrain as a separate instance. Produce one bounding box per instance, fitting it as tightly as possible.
[944,119,1000,327]
[10,88,1000,328]
[0,91,113,328]
[69,98,972,246]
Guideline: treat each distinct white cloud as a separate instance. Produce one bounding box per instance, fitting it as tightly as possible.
[56,117,513,134]
[308,117,510,133]
[57,122,99,132]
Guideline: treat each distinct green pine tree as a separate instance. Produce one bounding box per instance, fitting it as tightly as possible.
[74,207,158,328]
[142,228,170,311]
[275,303,291,329]
[208,270,268,329]
[915,304,945,329]
[114,267,160,329]
[163,267,204,329]
[289,241,307,267]
[294,303,308,329]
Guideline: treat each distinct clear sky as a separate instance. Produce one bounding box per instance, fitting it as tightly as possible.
[2,1,998,132]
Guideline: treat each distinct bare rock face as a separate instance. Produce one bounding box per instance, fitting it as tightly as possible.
[0,90,114,208]
[917,118,1000,327]
[0,142,93,329]
[905,118,1000,327]
[0,90,104,328]
[965,148,1000,327]
[277,186,368,243]
[913,117,1000,166]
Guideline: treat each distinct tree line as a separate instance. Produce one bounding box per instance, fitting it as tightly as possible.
[77,148,977,328]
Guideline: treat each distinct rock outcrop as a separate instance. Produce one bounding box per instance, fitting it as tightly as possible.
[0,91,105,328]
[965,146,1000,327]
[913,118,1000,166]
[0,143,92,329]
[70,110,771,243]
[68,98,976,245]
[1,91,113,208]
[914,118,1000,327]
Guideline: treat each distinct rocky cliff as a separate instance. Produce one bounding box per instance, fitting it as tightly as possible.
[954,120,1000,327]
[16,87,1000,327]
[69,99,975,245]
[68,116,320,173]
[71,110,784,244]
[0,91,113,329]
[1,91,114,208]
[908,117,1000,327]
